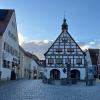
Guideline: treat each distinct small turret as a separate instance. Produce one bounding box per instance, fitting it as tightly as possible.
[62,18,68,31]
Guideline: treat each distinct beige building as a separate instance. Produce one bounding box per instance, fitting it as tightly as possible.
[19,46,43,79]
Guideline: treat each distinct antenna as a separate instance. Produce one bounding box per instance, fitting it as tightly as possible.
[64,11,66,19]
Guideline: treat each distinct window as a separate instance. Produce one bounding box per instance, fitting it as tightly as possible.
[56,48,62,52]
[11,47,13,55]
[76,58,82,65]
[68,38,71,42]
[6,43,9,52]
[65,58,71,64]
[48,58,54,64]
[12,49,14,55]
[67,48,74,52]
[12,21,16,28]
[3,60,6,68]
[7,61,10,68]
[8,45,10,53]
[62,38,68,43]
[8,31,17,42]
[9,46,12,54]
[4,42,6,50]
[12,62,15,67]
[56,58,63,64]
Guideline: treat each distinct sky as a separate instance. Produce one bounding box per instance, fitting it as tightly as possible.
[0,0,100,59]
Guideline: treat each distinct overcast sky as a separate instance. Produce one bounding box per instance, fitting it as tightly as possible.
[0,0,100,59]
[1,0,100,42]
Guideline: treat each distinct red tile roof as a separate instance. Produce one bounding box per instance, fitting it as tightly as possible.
[0,9,14,36]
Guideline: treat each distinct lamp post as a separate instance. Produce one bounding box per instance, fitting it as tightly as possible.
[66,62,71,85]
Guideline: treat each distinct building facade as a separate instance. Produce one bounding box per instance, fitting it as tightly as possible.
[0,9,19,80]
[44,18,86,80]
[19,46,43,79]
[18,46,25,79]
[86,49,99,79]
[97,49,100,78]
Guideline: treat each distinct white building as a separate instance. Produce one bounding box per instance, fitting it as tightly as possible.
[19,46,43,79]
[0,9,19,80]
[44,18,86,80]
[24,52,43,79]
[18,46,25,79]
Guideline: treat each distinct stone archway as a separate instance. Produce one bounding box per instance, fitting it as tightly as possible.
[71,69,80,80]
[50,69,60,80]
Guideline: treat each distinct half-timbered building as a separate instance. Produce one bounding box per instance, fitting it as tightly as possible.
[44,18,86,80]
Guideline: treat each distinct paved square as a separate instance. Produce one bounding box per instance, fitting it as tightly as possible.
[0,80,100,100]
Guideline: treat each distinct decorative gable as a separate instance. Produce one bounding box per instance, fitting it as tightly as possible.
[45,30,84,56]
[44,18,85,68]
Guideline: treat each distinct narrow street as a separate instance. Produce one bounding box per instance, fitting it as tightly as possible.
[0,80,100,100]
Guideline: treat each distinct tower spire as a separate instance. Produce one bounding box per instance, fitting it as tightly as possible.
[62,16,68,31]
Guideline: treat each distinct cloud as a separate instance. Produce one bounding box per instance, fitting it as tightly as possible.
[78,40,100,50]
[22,39,100,60]
[22,40,53,59]
[18,32,28,45]
[26,40,53,45]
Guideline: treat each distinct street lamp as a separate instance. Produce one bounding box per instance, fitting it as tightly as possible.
[66,62,71,85]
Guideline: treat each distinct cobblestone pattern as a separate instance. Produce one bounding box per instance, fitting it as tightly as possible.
[0,80,100,100]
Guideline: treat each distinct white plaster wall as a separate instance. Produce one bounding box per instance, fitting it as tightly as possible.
[71,68,86,80]
[86,51,92,67]
[31,60,38,70]
[1,68,11,80]
[31,59,38,78]
[24,56,31,70]
[19,49,24,78]
[44,68,67,79]
[3,11,19,52]
[0,36,3,71]
[1,11,19,80]
[44,67,86,80]
[23,55,31,78]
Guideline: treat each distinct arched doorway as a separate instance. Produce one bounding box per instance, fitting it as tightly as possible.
[10,70,16,80]
[50,69,60,80]
[71,69,80,80]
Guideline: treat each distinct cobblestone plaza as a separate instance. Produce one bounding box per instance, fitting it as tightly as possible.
[0,80,100,100]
